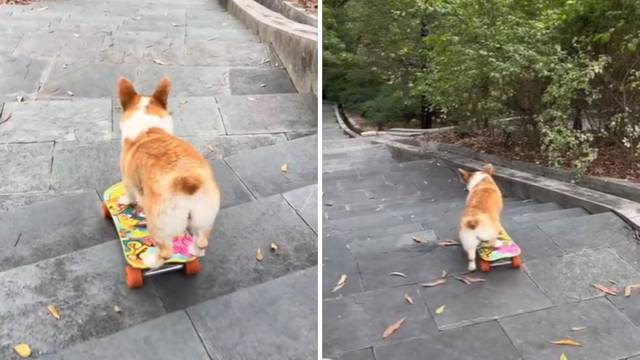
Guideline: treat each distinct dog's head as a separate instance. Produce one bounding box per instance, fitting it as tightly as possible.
[457,164,494,191]
[117,76,173,141]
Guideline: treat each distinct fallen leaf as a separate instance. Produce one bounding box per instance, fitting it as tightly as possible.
[332,274,347,292]
[16,96,24,103]
[171,22,183,27]
[180,100,189,105]
[260,83,267,87]
[73,33,80,38]
[421,278,446,287]
[66,90,74,96]
[261,58,271,64]
[560,353,568,360]
[551,339,582,347]
[438,239,460,246]
[382,317,405,339]
[404,293,413,305]
[270,242,278,252]
[455,275,471,285]
[441,270,447,278]
[47,304,60,320]
[388,272,407,278]
[113,305,121,313]
[255,248,264,261]
[592,283,618,296]
[37,6,48,11]
[412,235,426,244]
[280,163,288,173]
[435,305,445,315]
[13,344,31,358]
[456,275,487,285]
[153,58,168,65]
[626,285,632,297]
[570,326,587,331]
[206,145,216,153]
[133,16,142,20]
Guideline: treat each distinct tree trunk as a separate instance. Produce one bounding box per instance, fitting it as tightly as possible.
[421,97,432,129]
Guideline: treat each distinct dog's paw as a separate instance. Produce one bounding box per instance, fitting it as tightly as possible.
[494,240,504,248]
[189,241,205,257]
[468,262,477,272]
[142,251,164,269]
[118,194,134,206]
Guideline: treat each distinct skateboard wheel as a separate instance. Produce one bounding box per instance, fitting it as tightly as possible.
[101,203,110,219]
[511,256,522,269]
[479,260,491,273]
[125,265,143,288]
[183,259,200,276]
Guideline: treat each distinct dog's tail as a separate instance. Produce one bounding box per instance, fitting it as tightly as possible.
[172,174,202,195]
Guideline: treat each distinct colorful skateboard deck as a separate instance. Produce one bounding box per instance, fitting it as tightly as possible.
[478,228,521,262]
[102,182,197,270]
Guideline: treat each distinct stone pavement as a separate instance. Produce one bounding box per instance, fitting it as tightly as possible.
[322,103,640,360]
[0,1,317,358]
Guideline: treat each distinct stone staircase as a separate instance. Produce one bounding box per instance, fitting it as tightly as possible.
[0,0,316,358]
[322,103,640,360]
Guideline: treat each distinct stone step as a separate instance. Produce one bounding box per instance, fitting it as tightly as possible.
[0,192,316,358]
[48,267,316,360]
[225,134,317,198]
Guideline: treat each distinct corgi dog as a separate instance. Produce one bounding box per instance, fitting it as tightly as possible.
[457,164,503,271]
[117,76,220,268]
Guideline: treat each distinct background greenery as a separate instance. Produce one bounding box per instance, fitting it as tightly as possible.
[323,0,640,176]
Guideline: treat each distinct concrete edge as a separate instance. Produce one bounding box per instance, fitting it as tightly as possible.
[255,0,317,27]
[333,104,359,138]
[226,0,318,94]
[372,137,640,230]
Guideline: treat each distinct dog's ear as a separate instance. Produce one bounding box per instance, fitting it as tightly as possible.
[152,77,171,109]
[117,77,138,111]
[482,164,495,175]
[457,168,472,183]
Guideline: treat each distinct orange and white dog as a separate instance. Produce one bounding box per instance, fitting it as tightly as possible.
[117,76,220,268]
[458,164,503,271]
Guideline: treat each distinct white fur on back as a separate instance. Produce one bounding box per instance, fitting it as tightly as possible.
[466,172,487,192]
[120,97,173,141]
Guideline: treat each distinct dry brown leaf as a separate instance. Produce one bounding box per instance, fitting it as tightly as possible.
[256,248,264,262]
[626,286,632,297]
[388,272,407,278]
[37,6,48,11]
[438,239,460,246]
[551,339,582,347]
[455,276,471,285]
[171,22,183,27]
[280,163,288,173]
[270,242,278,252]
[404,293,414,305]
[382,317,405,339]
[153,58,168,65]
[113,305,122,313]
[412,235,426,244]
[560,353,568,360]
[66,90,74,96]
[421,278,446,287]
[570,326,587,331]
[441,270,447,278]
[332,274,347,293]
[435,305,445,315]
[13,344,31,358]
[180,100,189,105]
[47,304,60,320]
[592,283,618,296]
[16,96,24,103]
[456,275,486,285]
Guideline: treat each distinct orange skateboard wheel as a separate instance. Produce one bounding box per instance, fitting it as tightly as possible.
[101,203,111,219]
[479,260,491,273]
[511,256,522,269]
[183,259,200,276]
[125,265,143,288]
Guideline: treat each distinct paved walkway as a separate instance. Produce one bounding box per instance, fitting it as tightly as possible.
[322,103,640,360]
[0,1,317,358]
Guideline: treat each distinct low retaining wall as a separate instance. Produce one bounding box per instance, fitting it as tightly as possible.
[255,0,317,27]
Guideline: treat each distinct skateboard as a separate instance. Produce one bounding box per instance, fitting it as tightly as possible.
[101,182,200,288]
[477,228,522,272]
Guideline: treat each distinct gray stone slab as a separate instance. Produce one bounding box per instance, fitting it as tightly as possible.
[525,248,640,303]
[52,311,208,360]
[421,267,552,330]
[149,194,317,311]
[185,26,257,41]
[337,348,375,360]
[136,64,229,96]
[113,97,225,137]
[608,286,640,327]
[0,99,112,143]
[225,135,317,197]
[98,31,184,65]
[188,268,316,360]
[209,159,253,208]
[51,140,120,192]
[323,237,363,299]
[0,192,114,271]
[0,56,48,98]
[228,68,297,95]
[183,39,270,66]
[323,285,438,357]
[14,31,107,61]
[510,207,588,224]
[0,33,23,56]
[217,93,316,134]
[349,230,438,255]
[0,241,166,358]
[504,224,564,260]
[193,133,287,157]
[283,184,318,233]
[373,321,520,360]
[0,191,65,212]
[500,298,640,360]
[0,142,52,193]
[537,212,632,251]
[39,61,137,98]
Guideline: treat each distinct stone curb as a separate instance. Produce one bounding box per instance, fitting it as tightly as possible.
[255,0,317,27]
[333,103,359,138]
[225,0,318,94]
[372,137,640,230]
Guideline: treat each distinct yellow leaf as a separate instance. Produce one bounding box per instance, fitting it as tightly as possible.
[153,58,168,65]
[551,339,582,347]
[404,293,414,305]
[270,242,278,252]
[280,163,288,173]
[382,317,405,339]
[14,344,31,358]
[560,353,568,360]
[47,304,60,320]
[113,305,121,313]
[435,305,445,315]
[256,248,264,262]
[332,274,347,292]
